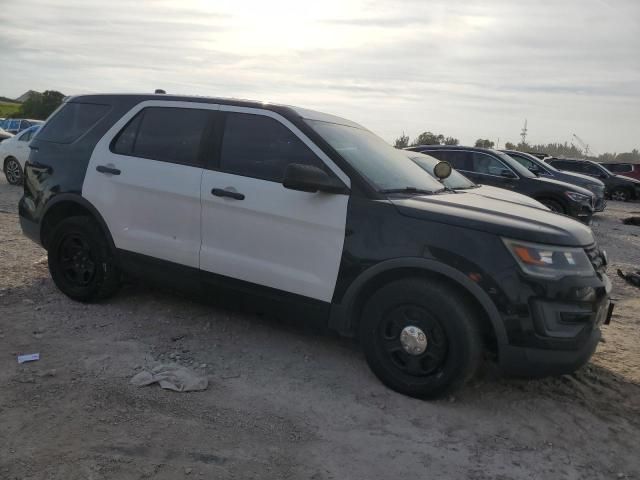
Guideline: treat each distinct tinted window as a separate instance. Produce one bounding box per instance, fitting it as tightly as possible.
[18,127,39,142]
[582,163,602,176]
[605,163,632,173]
[37,103,109,143]
[552,160,579,171]
[510,153,535,169]
[471,152,513,176]
[220,113,326,182]
[113,107,210,166]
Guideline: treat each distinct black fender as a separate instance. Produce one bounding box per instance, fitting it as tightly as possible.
[328,257,508,346]
[40,193,117,254]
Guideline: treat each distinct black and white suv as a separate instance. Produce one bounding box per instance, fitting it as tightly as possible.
[20,93,613,398]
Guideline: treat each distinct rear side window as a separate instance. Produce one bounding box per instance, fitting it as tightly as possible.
[37,102,109,144]
[471,152,511,176]
[219,112,326,182]
[606,164,632,173]
[112,107,210,166]
[552,160,579,171]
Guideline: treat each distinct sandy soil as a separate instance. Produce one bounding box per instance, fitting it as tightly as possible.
[1,176,639,479]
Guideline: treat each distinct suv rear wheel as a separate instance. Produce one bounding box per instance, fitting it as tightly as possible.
[359,278,483,399]
[4,157,23,185]
[47,216,120,302]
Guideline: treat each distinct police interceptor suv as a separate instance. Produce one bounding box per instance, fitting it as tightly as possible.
[19,93,613,398]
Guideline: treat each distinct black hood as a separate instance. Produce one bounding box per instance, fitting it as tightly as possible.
[390,192,594,247]
[614,174,640,185]
[531,176,594,196]
[557,171,604,187]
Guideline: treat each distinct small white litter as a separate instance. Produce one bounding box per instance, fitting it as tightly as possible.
[130,364,208,392]
[18,353,40,364]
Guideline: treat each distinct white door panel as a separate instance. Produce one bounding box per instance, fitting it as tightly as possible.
[83,100,219,268]
[84,157,203,267]
[201,170,348,302]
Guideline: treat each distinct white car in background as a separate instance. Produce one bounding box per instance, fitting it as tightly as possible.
[1,125,40,185]
[404,151,549,210]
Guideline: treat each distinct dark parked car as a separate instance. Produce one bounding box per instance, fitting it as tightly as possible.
[407,145,595,222]
[20,93,612,399]
[547,158,640,202]
[600,162,640,181]
[502,150,606,212]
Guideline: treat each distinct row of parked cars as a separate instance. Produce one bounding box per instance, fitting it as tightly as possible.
[13,92,619,399]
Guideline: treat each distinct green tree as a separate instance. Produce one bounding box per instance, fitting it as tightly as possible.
[443,136,459,145]
[13,90,65,120]
[616,149,640,163]
[412,131,444,146]
[394,133,410,149]
[475,139,495,148]
[504,141,516,150]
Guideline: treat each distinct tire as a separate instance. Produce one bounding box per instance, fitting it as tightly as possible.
[538,198,565,213]
[4,157,23,185]
[610,188,629,202]
[47,216,120,302]
[359,278,483,399]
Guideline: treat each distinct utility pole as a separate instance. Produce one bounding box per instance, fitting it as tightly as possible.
[520,120,528,146]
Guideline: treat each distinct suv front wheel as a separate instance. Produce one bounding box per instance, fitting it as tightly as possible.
[359,278,483,399]
[47,216,120,302]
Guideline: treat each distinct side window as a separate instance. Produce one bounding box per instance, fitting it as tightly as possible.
[553,160,574,171]
[511,154,534,169]
[582,163,602,176]
[112,107,210,166]
[471,152,512,176]
[445,151,472,171]
[219,112,326,182]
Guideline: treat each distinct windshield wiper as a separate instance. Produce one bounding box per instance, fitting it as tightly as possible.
[380,187,440,195]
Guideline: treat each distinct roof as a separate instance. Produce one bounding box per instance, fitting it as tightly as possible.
[69,93,362,128]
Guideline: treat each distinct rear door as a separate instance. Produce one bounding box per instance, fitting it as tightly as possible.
[200,107,350,302]
[84,101,215,268]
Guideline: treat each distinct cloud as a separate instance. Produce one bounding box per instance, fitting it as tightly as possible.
[0,0,638,152]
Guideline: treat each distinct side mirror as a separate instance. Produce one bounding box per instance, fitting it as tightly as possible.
[500,169,517,179]
[433,161,452,180]
[283,163,349,194]
[528,165,540,174]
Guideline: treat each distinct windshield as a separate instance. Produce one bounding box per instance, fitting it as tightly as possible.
[406,152,477,189]
[306,120,445,193]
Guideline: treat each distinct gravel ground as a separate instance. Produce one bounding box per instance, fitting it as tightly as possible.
[1,176,639,479]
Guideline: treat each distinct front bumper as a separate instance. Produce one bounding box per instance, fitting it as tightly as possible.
[494,256,612,377]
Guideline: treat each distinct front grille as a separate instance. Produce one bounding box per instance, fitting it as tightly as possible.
[585,245,606,274]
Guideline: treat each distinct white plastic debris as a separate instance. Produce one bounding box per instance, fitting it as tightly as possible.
[130,364,208,392]
[18,353,40,364]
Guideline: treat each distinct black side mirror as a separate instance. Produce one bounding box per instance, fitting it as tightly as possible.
[283,163,349,194]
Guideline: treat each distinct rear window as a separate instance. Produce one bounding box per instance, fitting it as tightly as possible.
[37,102,109,144]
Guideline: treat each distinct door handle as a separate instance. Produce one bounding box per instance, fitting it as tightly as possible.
[211,188,245,200]
[96,165,121,175]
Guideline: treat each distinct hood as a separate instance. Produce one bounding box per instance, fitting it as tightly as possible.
[532,176,594,196]
[557,171,604,187]
[614,174,640,185]
[390,192,594,247]
[471,185,548,210]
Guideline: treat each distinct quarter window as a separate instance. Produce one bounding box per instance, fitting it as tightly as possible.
[112,107,210,166]
[219,112,326,182]
[37,102,109,144]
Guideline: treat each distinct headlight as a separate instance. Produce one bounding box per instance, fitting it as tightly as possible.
[502,238,594,279]
[565,191,592,203]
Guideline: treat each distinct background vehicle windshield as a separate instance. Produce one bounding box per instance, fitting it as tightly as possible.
[407,152,477,189]
[307,120,445,193]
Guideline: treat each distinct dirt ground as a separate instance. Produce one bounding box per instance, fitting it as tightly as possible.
[1,176,639,480]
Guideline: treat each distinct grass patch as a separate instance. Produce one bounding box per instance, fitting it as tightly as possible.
[0,102,21,118]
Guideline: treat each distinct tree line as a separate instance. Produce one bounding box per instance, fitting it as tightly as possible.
[7,90,65,120]
[395,132,640,164]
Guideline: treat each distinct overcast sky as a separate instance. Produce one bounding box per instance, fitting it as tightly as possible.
[1,0,639,153]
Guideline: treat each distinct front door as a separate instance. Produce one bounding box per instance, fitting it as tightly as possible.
[84,101,215,268]
[200,107,350,302]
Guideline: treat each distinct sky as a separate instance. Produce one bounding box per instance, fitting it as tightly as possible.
[1,0,639,153]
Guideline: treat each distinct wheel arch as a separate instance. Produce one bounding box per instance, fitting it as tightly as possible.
[329,258,508,352]
[40,194,116,254]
